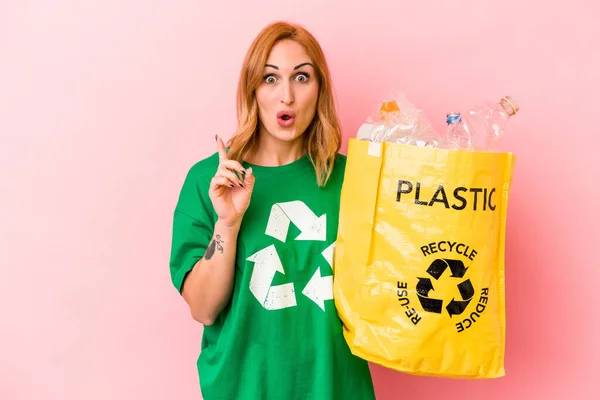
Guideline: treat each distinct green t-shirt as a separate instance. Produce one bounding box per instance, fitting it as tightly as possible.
[169,151,375,400]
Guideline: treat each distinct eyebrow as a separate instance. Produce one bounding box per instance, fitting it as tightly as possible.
[264,62,314,70]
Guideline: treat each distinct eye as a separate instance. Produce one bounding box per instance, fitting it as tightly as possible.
[295,72,310,83]
[264,74,277,84]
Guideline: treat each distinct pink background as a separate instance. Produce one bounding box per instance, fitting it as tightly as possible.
[1,0,599,399]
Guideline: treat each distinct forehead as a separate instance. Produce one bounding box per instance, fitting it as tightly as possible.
[266,39,312,67]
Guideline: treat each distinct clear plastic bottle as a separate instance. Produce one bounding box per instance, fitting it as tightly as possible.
[443,96,519,151]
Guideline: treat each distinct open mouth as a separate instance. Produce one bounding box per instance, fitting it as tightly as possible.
[277,110,296,127]
[277,110,295,119]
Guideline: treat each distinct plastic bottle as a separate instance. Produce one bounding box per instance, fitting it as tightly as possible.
[443,96,519,151]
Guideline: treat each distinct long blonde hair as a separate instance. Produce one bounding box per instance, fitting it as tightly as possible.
[226,21,342,187]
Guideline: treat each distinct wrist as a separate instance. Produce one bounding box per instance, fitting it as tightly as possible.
[215,218,242,233]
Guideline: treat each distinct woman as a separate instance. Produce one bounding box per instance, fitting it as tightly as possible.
[169,21,376,400]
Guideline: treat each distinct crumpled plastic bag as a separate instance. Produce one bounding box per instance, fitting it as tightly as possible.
[355,93,441,147]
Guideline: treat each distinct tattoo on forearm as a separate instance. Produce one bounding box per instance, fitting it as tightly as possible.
[205,234,224,260]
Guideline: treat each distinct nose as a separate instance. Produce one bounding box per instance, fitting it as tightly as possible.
[280,81,294,106]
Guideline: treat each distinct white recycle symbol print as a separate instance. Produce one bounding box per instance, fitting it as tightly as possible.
[246,200,335,312]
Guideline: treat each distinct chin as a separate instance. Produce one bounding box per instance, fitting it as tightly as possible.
[264,124,306,143]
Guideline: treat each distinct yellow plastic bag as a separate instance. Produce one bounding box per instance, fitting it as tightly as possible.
[333,138,516,379]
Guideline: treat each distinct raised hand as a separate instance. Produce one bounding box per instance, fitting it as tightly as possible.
[208,135,255,227]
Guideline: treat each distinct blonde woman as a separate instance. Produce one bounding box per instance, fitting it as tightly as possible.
[169,21,375,400]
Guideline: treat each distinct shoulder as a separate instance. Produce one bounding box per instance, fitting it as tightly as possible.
[179,151,221,194]
[331,152,347,176]
[334,152,347,168]
[320,152,347,189]
[185,151,220,183]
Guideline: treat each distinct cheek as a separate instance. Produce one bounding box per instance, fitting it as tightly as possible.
[303,85,319,115]
[259,86,280,101]
[255,91,271,119]
[309,83,319,101]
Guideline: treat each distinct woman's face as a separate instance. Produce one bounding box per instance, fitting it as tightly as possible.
[255,39,319,146]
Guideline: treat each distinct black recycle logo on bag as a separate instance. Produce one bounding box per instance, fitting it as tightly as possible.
[416,258,474,317]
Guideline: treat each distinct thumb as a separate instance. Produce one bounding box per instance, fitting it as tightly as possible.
[243,167,255,192]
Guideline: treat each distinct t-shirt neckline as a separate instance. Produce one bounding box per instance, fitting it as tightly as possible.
[242,152,311,173]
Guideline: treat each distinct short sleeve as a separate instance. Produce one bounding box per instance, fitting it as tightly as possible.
[169,163,216,294]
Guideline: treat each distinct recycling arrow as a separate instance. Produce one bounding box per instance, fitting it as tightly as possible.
[416,277,443,313]
[426,258,469,279]
[457,279,474,299]
[417,277,434,296]
[302,268,333,312]
[447,279,475,317]
[247,244,297,310]
[265,201,327,242]
[446,299,471,316]
[302,242,336,311]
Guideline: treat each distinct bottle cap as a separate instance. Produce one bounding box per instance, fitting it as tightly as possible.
[379,100,400,120]
[500,96,519,116]
[446,112,461,125]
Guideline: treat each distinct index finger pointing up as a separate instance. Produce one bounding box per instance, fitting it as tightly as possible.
[216,135,228,161]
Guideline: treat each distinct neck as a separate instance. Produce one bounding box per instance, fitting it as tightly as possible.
[247,132,306,167]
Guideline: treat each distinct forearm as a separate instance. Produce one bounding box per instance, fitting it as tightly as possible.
[181,219,239,325]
